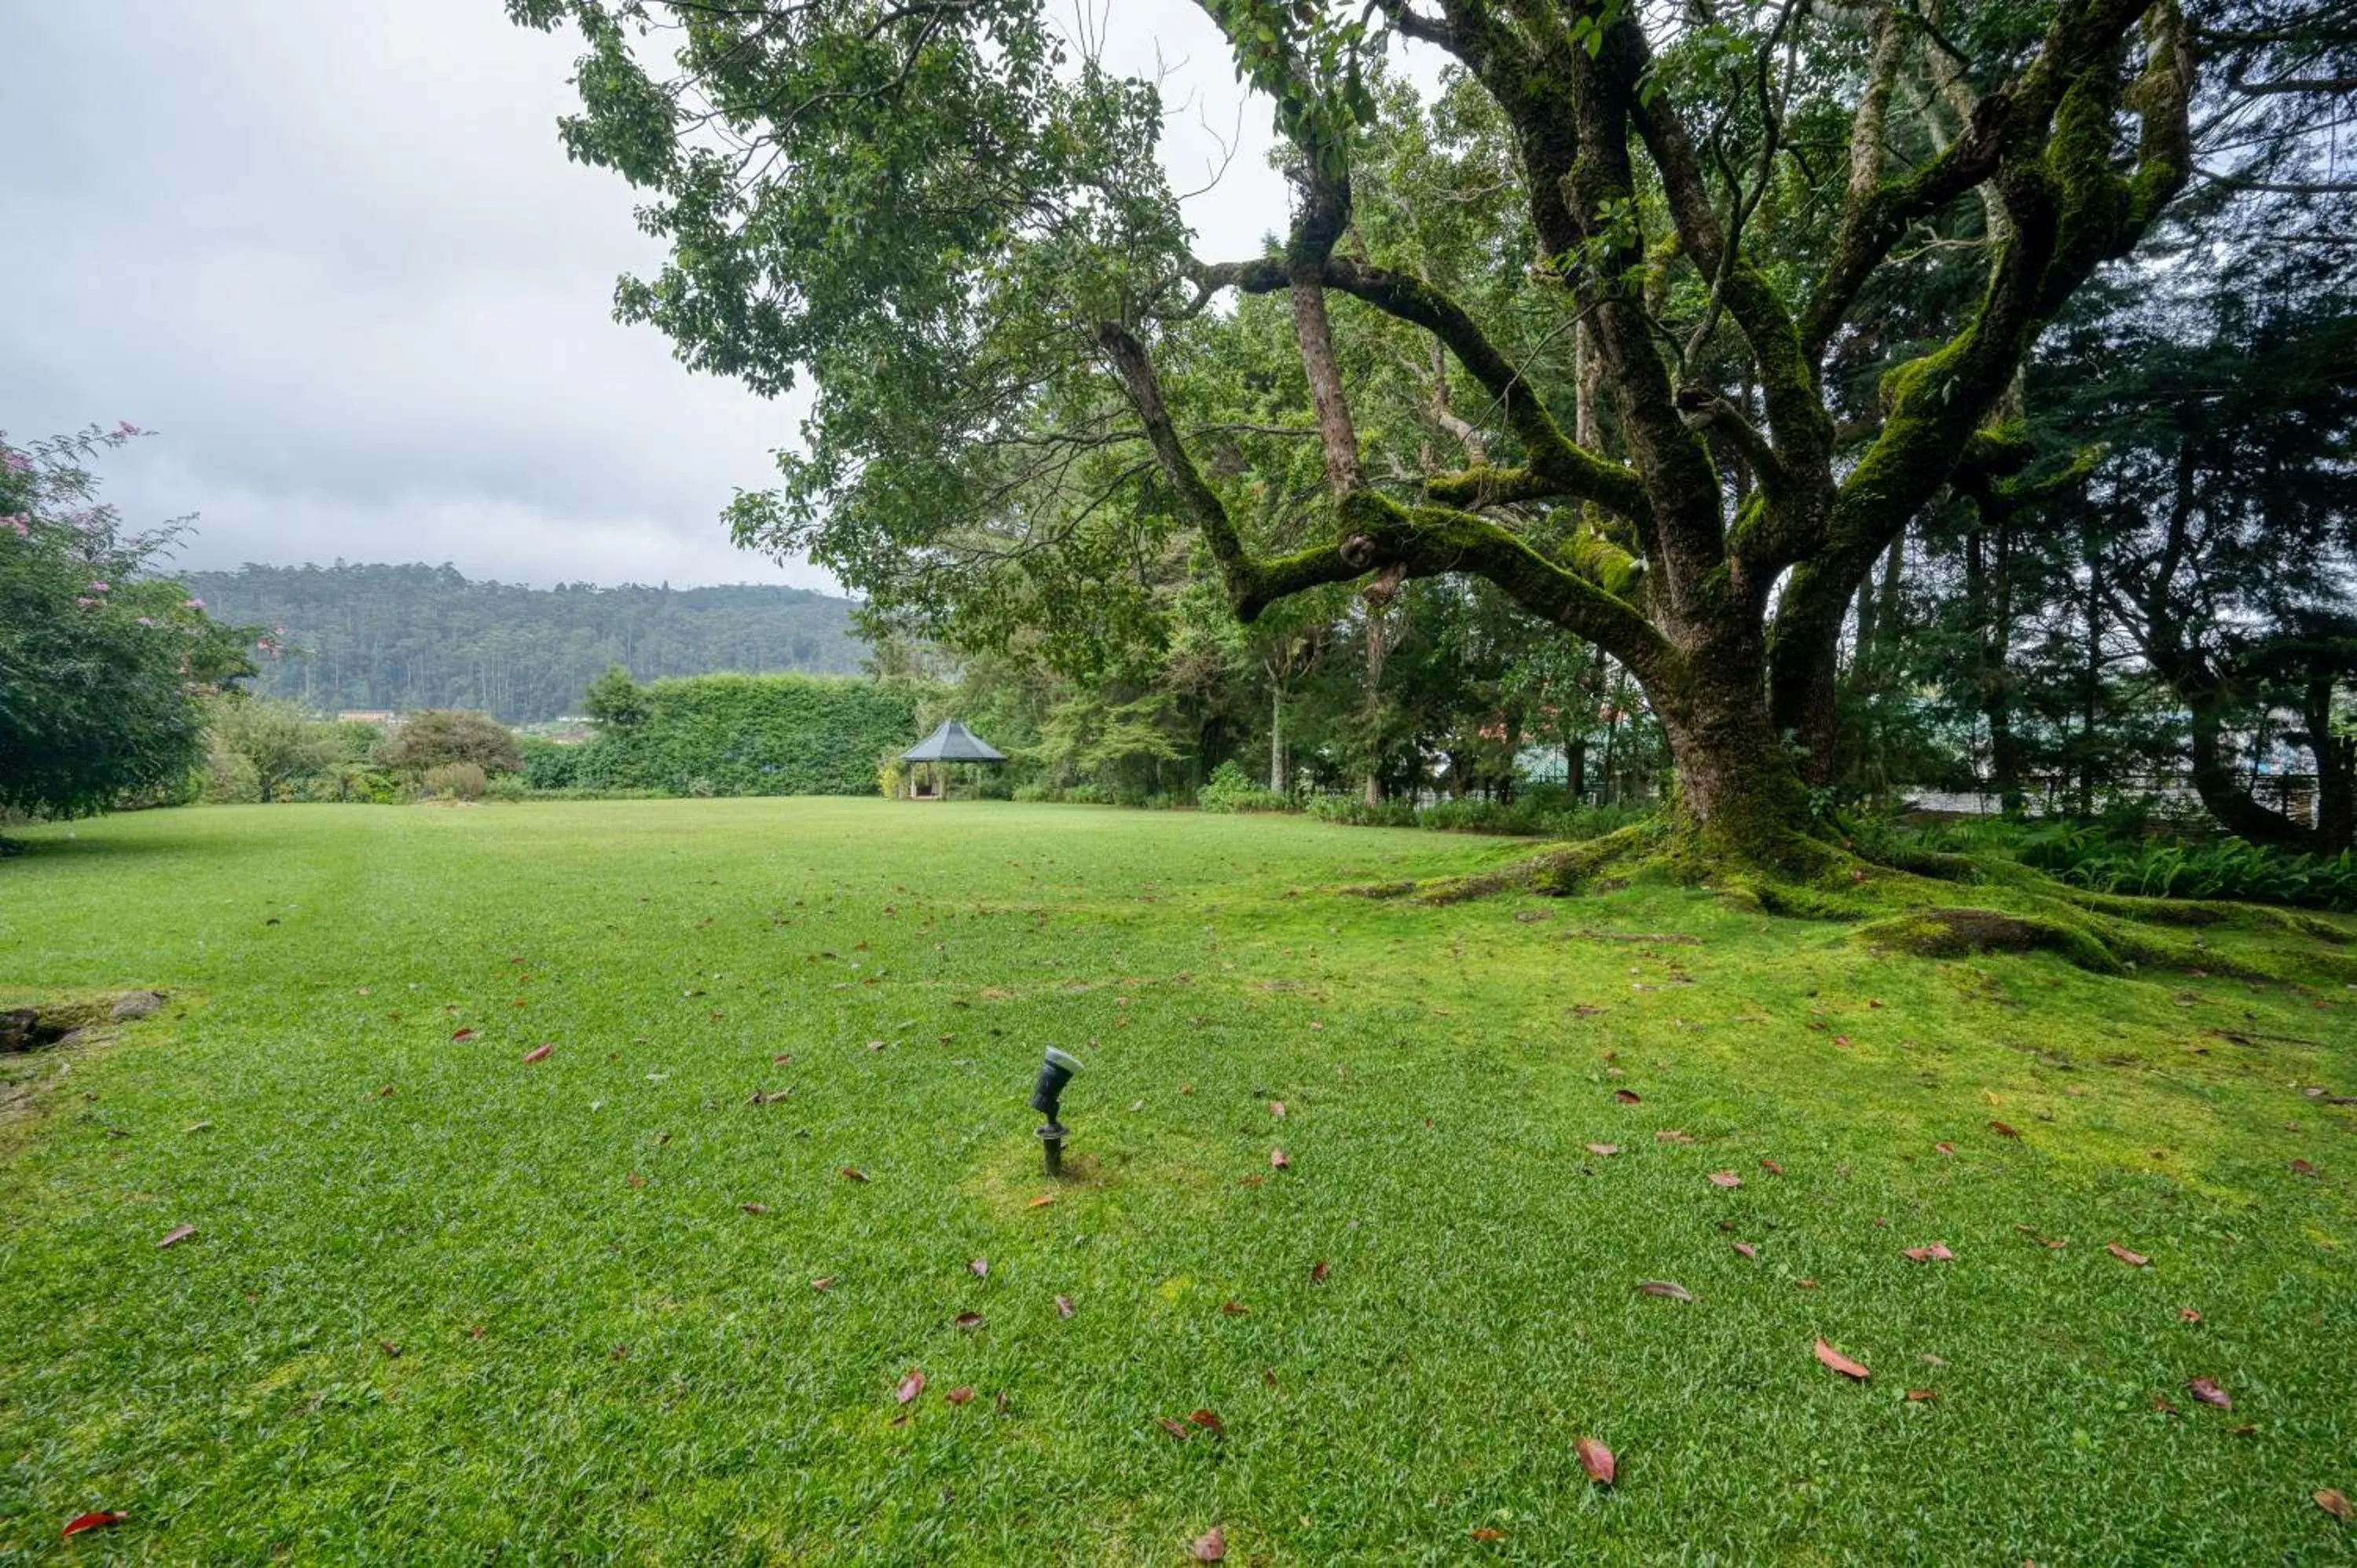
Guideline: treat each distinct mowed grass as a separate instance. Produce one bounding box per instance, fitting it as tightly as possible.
[2,800,2354,1565]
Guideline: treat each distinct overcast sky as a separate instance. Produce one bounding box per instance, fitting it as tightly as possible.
[0,2,1318,591]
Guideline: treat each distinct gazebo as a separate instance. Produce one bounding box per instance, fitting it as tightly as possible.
[900,719,1006,800]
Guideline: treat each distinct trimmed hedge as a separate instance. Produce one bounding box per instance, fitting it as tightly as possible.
[572,676,915,797]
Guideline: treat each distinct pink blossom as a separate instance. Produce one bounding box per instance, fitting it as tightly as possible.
[115,420,141,438]
[2,515,27,538]
[75,596,95,608]
[89,581,110,592]
[1,450,28,474]
[185,597,205,610]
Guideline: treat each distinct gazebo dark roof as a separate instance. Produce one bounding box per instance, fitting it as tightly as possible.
[901,719,1006,764]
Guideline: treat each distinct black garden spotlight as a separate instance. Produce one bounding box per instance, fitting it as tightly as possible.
[1029,1046,1083,1178]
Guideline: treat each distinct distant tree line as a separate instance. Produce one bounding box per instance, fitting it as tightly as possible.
[182,562,868,722]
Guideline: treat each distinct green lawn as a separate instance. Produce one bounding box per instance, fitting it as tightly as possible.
[2,800,2353,1563]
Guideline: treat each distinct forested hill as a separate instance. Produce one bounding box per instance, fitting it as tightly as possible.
[182,563,867,722]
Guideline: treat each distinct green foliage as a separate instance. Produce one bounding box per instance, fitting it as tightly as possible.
[204,697,344,802]
[1196,760,1288,814]
[2018,830,2357,912]
[570,675,915,797]
[375,710,523,778]
[180,564,865,723]
[517,736,584,790]
[0,426,255,820]
[421,762,489,800]
[582,664,647,731]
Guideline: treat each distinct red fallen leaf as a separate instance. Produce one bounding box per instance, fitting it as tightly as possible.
[2291,1159,2317,1176]
[1270,1101,1286,1118]
[2315,1489,2354,1522]
[839,1167,868,1183]
[1575,1436,1616,1484]
[1833,1035,1851,1047]
[1902,1243,1956,1262]
[773,1053,794,1064]
[894,1368,925,1404]
[2179,1306,2201,1322]
[1027,1192,1057,1208]
[1760,1159,1784,1176]
[60,1511,123,1538]
[1906,1388,1937,1402]
[1934,1141,1956,1156]
[451,1028,475,1041]
[1186,1408,1225,1434]
[1585,1142,1619,1156]
[740,1202,766,1215]
[1055,1294,1075,1317]
[954,1312,984,1330]
[1639,1280,1692,1302]
[1269,1149,1289,1169]
[1310,1258,1329,1283]
[1732,1241,1758,1258]
[810,1276,836,1291]
[1189,1525,1226,1561]
[2106,1244,2150,1267]
[1613,1089,1641,1104]
[970,1257,988,1278]
[1814,1338,1871,1379]
[156,1224,196,1249]
[1470,1527,1504,1541]
[1220,1300,1248,1316]
[945,1385,975,1405]
[2187,1376,2231,1409]
[1989,1119,2020,1138]
[625,1173,643,1188]
[1707,1171,1742,1189]
[1158,1416,1191,1440]
[521,1043,552,1064]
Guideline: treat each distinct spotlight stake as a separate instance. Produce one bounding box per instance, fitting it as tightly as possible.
[1029,1046,1082,1179]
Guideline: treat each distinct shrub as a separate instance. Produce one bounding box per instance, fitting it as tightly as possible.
[570,675,916,797]
[1304,794,1420,829]
[420,762,488,800]
[376,710,522,777]
[207,697,343,800]
[517,736,581,790]
[1197,760,1289,815]
[200,738,262,804]
[484,774,534,802]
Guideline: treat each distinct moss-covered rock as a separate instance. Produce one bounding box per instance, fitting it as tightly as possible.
[1854,907,2124,973]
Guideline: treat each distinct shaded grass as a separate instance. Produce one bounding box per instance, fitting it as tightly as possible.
[1,799,2354,1564]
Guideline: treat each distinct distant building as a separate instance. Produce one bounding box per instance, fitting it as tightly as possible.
[337,711,398,727]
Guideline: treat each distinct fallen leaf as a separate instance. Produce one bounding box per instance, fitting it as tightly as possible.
[1585,1142,1620,1156]
[773,1053,794,1064]
[60,1512,123,1539]
[1906,1388,1937,1402]
[2316,1489,2354,1522]
[1833,1035,1850,1047]
[953,1312,984,1330]
[1934,1141,1956,1156]
[1470,1527,1505,1541]
[2291,1159,2317,1176]
[1269,1149,1289,1169]
[1733,1241,1758,1258]
[1902,1243,1956,1262]
[894,1369,925,1405]
[1613,1089,1641,1104]
[2179,1306,2201,1322]
[625,1173,643,1188]
[1158,1416,1190,1440]
[2106,1244,2150,1267]
[2187,1376,2231,1409]
[810,1276,837,1291]
[2015,1224,2067,1249]
[1989,1119,2021,1138]
[450,1028,474,1042]
[840,1167,868,1183]
[740,1202,766,1215]
[1655,1129,1695,1145]
[1574,1436,1616,1484]
[1814,1338,1871,1379]
[156,1224,196,1249]
[1220,1300,1248,1316]
[970,1257,988,1278]
[1055,1294,1075,1317]
[1186,1408,1225,1434]
[1189,1525,1226,1561]
[2154,1394,2179,1414]
[1794,1278,1819,1289]
[1639,1280,1693,1302]
[1707,1171,1742,1189]
[521,1043,552,1064]
[1310,1258,1329,1283]
[1270,1101,1286,1118]
[1760,1159,1784,1176]
[1027,1192,1058,1209]
[945,1386,975,1405]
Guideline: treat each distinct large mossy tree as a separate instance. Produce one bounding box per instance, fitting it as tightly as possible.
[508,0,2308,868]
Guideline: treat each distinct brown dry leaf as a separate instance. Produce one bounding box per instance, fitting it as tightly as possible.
[522,1042,554,1064]
[1934,1141,1956,1156]
[1310,1258,1329,1283]
[970,1257,988,1278]
[953,1312,984,1330]
[1055,1294,1075,1318]
[1794,1278,1819,1290]
[1989,1119,2021,1139]
[840,1167,868,1183]
[2187,1376,2231,1409]
[810,1276,837,1291]
[2315,1489,2354,1522]
[1157,1416,1190,1440]
[1269,1149,1289,1169]
[1732,1241,1758,1258]
[1586,1143,1620,1156]
[1027,1192,1058,1209]
[1639,1280,1693,1302]
[1186,1408,1225,1434]
[1656,1129,1695,1145]
[1189,1526,1226,1561]
[1833,1035,1851,1047]
[451,1028,475,1042]
[894,1369,926,1404]
[2154,1394,2179,1415]
[1220,1300,1248,1316]
[2014,1225,2067,1249]
[1469,1527,1505,1542]
[1902,1243,1956,1262]
[2291,1159,2317,1176]
[1574,1436,1616,1485]
[2179,1306,2201,1322]
[1707,1171,1743,1189]
[1760,1159,1785,1176]
[1614,1089,1641,1104]
[625,1172,644,1189]
[2106,1244,2150,1267]
[1814,1338,1871,1379]
[1906,1388,1937,1402]
[156,1224,196,1249]
[740,1202,767,1215]
[945,1386,975,1405]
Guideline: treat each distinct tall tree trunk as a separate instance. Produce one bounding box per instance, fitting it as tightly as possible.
[1269,684,1285,796]
[2308,676,2354,852]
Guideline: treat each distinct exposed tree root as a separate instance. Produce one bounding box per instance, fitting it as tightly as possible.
[1342,811,2357,984]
